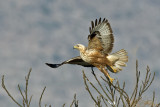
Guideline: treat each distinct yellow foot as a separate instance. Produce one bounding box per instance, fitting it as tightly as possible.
[101,67,115,83]
[110,66,118,73]
[109,77,115,83]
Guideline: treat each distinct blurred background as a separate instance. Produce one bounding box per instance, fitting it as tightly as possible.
[0,0,160,106]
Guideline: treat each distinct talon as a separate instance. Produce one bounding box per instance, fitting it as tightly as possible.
[109,77,115,83]
[102,67,115,83]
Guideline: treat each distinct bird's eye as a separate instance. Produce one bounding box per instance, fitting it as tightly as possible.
[77,45,79,47]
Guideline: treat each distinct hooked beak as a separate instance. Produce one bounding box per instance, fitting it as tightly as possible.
[73,45,78,49]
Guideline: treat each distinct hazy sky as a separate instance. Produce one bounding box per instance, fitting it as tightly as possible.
[0,0,160,106]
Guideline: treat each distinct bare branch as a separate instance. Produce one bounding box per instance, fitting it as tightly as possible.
[70,94,78,107]
[2,75,23,107]
[82,71,98,105]
[25,68,32,107]
[18,84,25,107]
[39,86,46,107]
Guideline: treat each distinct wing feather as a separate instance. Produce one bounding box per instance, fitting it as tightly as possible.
[46,56,93,68]
[89,27,91,34]
[88,18,114,54]
[98,18,101,24]
[91,21,94,29]
[95,19,97,26]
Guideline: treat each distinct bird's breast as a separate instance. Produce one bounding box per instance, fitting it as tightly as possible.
[80,52,92,63]
[80,49,105,63]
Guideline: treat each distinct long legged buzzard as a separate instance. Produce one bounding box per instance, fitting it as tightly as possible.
[46,18,128,83]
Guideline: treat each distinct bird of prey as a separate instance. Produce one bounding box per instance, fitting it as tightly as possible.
[46,18,128,83]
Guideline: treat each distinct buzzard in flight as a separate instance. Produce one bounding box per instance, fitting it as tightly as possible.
[46,18,128,83]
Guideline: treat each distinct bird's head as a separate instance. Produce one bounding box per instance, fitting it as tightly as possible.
[73,44,86,52]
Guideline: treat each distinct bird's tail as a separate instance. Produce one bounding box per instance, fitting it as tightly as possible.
[107,49,128,73]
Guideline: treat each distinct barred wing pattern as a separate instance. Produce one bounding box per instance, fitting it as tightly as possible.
[88,18,114,54]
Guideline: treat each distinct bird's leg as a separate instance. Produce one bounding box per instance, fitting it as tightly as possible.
[102,67,114,83]
[109,66,118,73]
[91,67,95,76]
[96,65,114,83]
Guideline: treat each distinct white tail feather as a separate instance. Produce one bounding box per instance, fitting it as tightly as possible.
[107,49,128,73]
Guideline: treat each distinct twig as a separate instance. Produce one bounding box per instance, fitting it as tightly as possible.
[70,96,75,107]
[151,91,155,107]
[70,94,78,107]
[93,73,112,102]
[74,94,78,107]
[91,67,95,76]
[25,69,32,107]
[130,60,140,106]
[82,71,98,105]
[18,84,25,107]
[62,103,65,107]
[2,75,23,107]
[156,103,160,107]
[97,95,102,107]
[29,95,33,107]
[39,86,46,107]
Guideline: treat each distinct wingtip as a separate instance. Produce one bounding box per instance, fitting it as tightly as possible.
[45,63,62,68]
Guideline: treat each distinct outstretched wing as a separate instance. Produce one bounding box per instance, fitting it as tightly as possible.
[88,18,114,54]
[46,56,94,68]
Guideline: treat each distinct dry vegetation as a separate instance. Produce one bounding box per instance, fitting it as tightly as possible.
[1,61,160,107]
[82,61,160,107]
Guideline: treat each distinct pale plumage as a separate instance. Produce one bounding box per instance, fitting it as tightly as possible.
[46,18,128,83]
